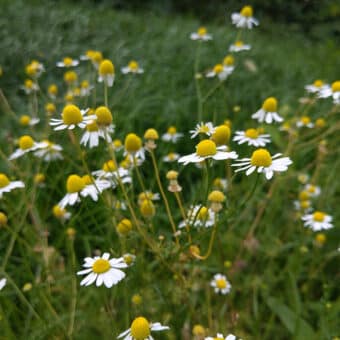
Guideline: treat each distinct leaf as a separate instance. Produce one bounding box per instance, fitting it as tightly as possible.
[266,296,316,340]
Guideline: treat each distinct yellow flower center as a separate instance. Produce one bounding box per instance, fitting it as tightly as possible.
[196,140,217,157]
[53,205,66,218]
[250,149,272,167]
[63,57,73,66]
[315,233,326,245]
[262,97,278,112]
[300,200,310,209]
[113,139,122,148]
[86,120,99,132]
[117,219,132,235]
[144,128,159,140]
[26,64,36,77]
[102,160,117,172]
[223,55,234,66]
[45,103,56,113]
[81,80,89,88]
[91,51,103,64]
[208,190,225,202]
[20,115,31,126]
[166,170,178,180]
[128,60,139,70]
[211,125,231,145]
[48,84,58,95]
[95,106,113,125]
[315,118,325,128]
[216,278,227,289]
[125,133,142,153]
[0,174,10,188]
[213,64,223,74]
[130,317,151,340]
[331,81,340,92]
[140,200,155,218]
[167,152,176,161]
[167,126,177,134]
[64,71,77,83]
[300,116,311,125]
[235,40,244,47]
[19,135,34,150]
[123,254,134,265]
[82,175,93,185]
[313,79,323,87]
[62,104,83,125]
[241,5,253,17]
[99,59,114,76]
[214,337,224,340]
[245,128,259,139]
[66,174,85,193]
[307,185,316,193]
[313,211,325,222]
[25,79,33,89]
[197,206,208,220]
[92,258,110,274]
[299,191,310,201]
[198,27,207,36]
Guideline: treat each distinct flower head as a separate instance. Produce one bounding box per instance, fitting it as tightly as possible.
[252,97,283,124]
[229,40,251,52]
[190,122,215,139]
[302,211,333,231]
[161,126,183,143]
[231,5,259,29]
[206,64,233,81]
[205,333,236,340]
[233,128,271,147]
[0,173,25,198]
[319,80,340,104]
[57,57,79,68]
[190,27,212,41]
[98,59,115,87]
[210,273,231,295]
[9,136,47,160]
[121,60,144,74]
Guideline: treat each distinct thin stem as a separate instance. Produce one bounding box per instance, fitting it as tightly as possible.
[67,238,77,338]
[194,43,203,122]
[174,192,191,244]
[104,83,108,107]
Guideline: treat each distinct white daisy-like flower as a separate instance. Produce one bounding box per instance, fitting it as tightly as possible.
[58,174,86,208]
[0,173,25,198]
[305,79,328,94]
[206,64,233,81]
[19,115,40,127]
[123,253,136,267]
[304,184,321,197]
[77,252,127,288]
[212,177,228,191]
[232,148,292,180]
[52,204,71,222]
[26,60,45,78]
[190,122,215,138]
[0,278,7,291]
[80,80,94,97]
[21,79,39,94]
[113,199,127,211]
[121,60,144,74]
[34,140,63,161]
[293,200,312,212]
[117,316,169,340]
[210,274,231,295]
[205,333,236,340]
[178,140,238,166]
[56,57,79,68]
[161,126,183,143]
[163,152,180,162]
[296,116,314,128]
[233,128,271,147]
[252,97,283,124]
[229,40,251,52]
[124,133,146,162]
[9,136,47,160]
[190,27,212,41]
[138,191,160,206]
[231,5,259,29]
[50,104,94,131]
[318,80,340,105]
[81,175,112,201]
[92,160,132,184]
[98,59,115,87]
[178,205,215,229]
[302,211,333,231]
[80,120,114,149]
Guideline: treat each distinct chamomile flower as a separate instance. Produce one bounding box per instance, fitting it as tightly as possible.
[117,316,169,340]
[56,57,79,68]
[80,175,111,201]
[50,104,94,131]
[80,120,102,148]
[304,184,321,197]
[121,60,144,74]
[296,116,314,128]
[294,199,312,212]
[34,140,63,161]
[80,49,96,61]
[232,148,292,180]
[305,79,328,94]
[59,175,86,208]
[210,274,231,295]
[233,128,271,147]
[178,140,238,165]
[178,205,215,229]
[98,59,115,87]
[0,174,25,198]
[19,115,40,127]
[163,152,180,162]
[48,84,58,99]
[77,252,128,288]
[190,27,212,41]
[25,60,45,78]
[206,64,233,81]
[205,333,236,340]
[229,40,251,52]
[190,122,215,138]
[95,106,115,138]
[123,253,136,266]
[9,136,47,160]
[302,211,333,231]
[80,80,93,97]
[138,191,160,205]
[0,278,7,291]
[92,160,131,184]
[124,133,145,162]
[252,97,283,124]
[231,5,259,29]
[319,80,340,104]
[21,79,39,94]
[212,177,228,191]
[161,126,183,143]
[52,204,71,222]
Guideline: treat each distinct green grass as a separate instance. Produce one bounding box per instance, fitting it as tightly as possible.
[0,0,339,339]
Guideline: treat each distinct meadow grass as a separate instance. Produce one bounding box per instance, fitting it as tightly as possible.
[0,1,339,339]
